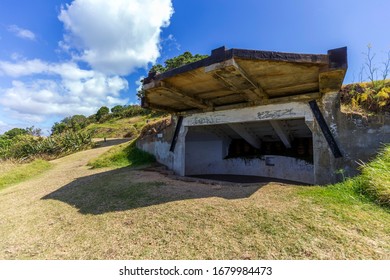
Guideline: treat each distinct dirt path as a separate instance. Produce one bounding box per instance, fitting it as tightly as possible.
[0,139,134,258]
[0,138,129,201]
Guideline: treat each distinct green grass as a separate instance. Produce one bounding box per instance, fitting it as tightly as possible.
[299,144,390,209]
[0,148,389,259]
[358,145,390,207]
[87,140,155,168]
[2,168,388,259]
[83,117,144,138]
[0,159,53,191]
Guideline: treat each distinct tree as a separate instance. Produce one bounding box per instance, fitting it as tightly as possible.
[111,105,125,116]
[149,51,208,74]
[96,106,110,122]
[4,128,28,139]
[362,44,390,91]
[51,122,67,135]
[69,115,87,131]
[164,51,208,70]
[149,64,166,74]
[26,126,42,137]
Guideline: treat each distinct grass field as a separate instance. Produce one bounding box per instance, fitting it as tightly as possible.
[0,162,388,259]
[0,140,388,260]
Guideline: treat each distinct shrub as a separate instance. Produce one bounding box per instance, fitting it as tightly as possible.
[0,131,93,161]
[340,82,390,114]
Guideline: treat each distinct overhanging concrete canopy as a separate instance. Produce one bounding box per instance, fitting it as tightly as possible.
[142,46,347,113]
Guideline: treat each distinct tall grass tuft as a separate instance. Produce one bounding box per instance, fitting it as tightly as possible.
[357,145,390,207]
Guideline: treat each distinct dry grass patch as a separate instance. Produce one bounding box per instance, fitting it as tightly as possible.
[0,161,19,176]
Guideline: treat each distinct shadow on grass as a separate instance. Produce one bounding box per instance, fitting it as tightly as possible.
[41,167,263,215]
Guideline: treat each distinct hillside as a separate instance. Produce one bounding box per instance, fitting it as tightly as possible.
[82,116,147,139]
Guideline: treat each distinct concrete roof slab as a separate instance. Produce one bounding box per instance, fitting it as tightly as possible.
[142,46,347,113]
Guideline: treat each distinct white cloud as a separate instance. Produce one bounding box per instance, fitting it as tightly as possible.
[0,59,49,77]
[0,0,174,129]
[8,25,36,41]
[58,0,173,75]
[135,76,145,92]
[0,60,129,119]
[0,120,11,135]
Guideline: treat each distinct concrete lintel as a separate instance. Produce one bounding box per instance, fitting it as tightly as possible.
[227,123,261,149]
[183,102,312,127]
[269,120,292,148]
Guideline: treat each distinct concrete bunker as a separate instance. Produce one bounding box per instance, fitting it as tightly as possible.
[137,46,389,185]
[184,115,314,184]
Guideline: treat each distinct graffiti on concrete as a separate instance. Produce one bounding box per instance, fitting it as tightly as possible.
[190,114,226,125]
[257,108,296,120]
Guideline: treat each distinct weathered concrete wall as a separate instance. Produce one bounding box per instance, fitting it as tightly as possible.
[136,118,176,170]
[185,154,314,184]
[136,96,389,185]
[316,92,390,183]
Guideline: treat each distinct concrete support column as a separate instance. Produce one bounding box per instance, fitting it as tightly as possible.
[172,125,188,176]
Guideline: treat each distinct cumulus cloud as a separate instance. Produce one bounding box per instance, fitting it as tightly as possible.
[58,0,173,75]
[0,120,12,135]
[0,59,129,119]
[8,25,36,41]
[0,0,174,129]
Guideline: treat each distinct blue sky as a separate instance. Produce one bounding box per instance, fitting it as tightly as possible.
[0,0,389,134]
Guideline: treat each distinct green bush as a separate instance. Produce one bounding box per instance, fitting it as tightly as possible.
[340,82,390,114]
[0,131,93,161]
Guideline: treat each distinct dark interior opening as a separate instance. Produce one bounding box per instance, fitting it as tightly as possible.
[226,137,313,163]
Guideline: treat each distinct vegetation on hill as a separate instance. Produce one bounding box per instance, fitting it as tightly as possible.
[149,51,208,74]
[87,117,170,168]
[340,81,390,115]
[0,105,164,162]
[0,130,93,161]
[340,45,390,115]
[51,105,154,135]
